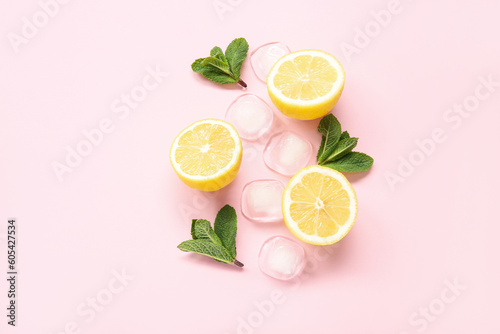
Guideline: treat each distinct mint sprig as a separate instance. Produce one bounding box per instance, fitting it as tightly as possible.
[316,114,374,173]
[213,204,237,259]
[178,205,243,267]
[191,38,249,88]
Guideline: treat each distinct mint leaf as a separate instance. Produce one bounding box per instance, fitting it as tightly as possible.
[211,47,229,66]
[340,131,350,140]
[209,47,230,67]
[191,38,248,88]
[177,240,234,264]
[324,137,358,162]
[323,152,374,173]
[317,114,342,164]
[316,115,373,172]
[191,60,238,84]
[214,204,237,259]
[191,58,206,72]
[191,219,223,246]
[179,205,243,267]
[202,56,232,75]
[225,37,249,79]
[190,219,198,239]
[210,46,224,58]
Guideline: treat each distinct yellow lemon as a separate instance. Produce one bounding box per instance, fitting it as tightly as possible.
[282,165,357,245]
[170,119,242,191]
[267,50,345,120]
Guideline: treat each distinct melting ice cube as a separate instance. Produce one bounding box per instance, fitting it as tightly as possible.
[225,94,273,141]
[250,42,291,82]
[259,236,305,280]
[263,131,313,176]
[241,179,284,223]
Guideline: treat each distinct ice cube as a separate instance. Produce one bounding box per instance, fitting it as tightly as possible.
[225,94,273,141]
[250,42,291,82]
[241,179,284,223]
[263,131,313,176]
[259,236,305,280]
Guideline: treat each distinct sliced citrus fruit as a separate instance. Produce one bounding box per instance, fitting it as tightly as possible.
[267,50,345,120]
[170,119,242,191]
[282,165,357,245]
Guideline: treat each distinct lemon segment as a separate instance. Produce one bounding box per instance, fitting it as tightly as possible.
[282,165,357,245]
[267,50,345,120]
[170,119,242,191]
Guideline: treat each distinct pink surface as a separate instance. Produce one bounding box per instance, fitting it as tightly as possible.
[1,0,499,333]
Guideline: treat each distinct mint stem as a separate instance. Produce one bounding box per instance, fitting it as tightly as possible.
[237,79,247,88]
[233,259,244,267]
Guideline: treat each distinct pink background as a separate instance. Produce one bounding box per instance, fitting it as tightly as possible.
[1,0,499,333]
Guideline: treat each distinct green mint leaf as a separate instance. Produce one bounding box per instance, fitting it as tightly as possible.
[214,204,237,259]
[323,152,374,173]
[191,58,206,72]
[317,136,327,163]
[202,56,232,76]
[340,131,350,140]
[225,37,249,79]
[211,47,230,67]
[191,38,248,88]
[177,239,234,264]
[191,219,223,246]
[180,205,243,267]
[316,114,342,164]
[191,62,238,84]
[209,47,230,68]
[210,46,224,57]
[191,219,198,239]
[324,137,358,162]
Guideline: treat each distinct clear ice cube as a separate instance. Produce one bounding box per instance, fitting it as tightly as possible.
[263,131,313,176]
[250,42,291,82]
[225,94,273,141]
[241,179,284,223]
[259,236,305,280]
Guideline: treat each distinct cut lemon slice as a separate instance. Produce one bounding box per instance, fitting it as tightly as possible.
[282,165,357,245]
[267,50,345,120]
[170,119,242,191]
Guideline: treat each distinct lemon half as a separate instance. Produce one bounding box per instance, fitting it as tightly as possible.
[170,119,242,191]
[267,50,345,120]
[282,165,357,245]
